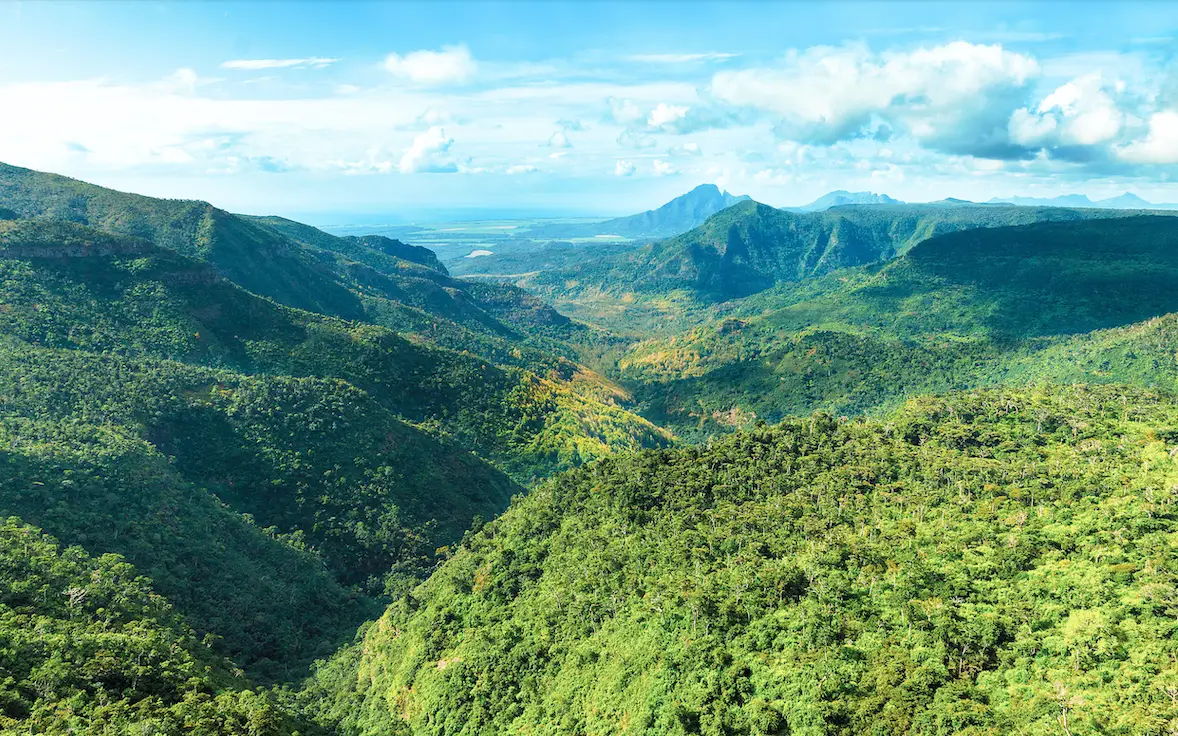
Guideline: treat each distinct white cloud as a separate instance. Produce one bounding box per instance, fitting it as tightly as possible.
[617,129,657,149]
[506,164,539,174]
[1117,110,1178,163]
[221,57,338,70]
[629,52,739,63]
[547,130,572,148]
[615,159,636,176]
[607,97,645,125]
[399,126,457,173]
[0,72,699,181]
[652,159,679,176]
[711,41,1039,156]
[1009,74,1126,153]
[647,102,690,129]
[1008,107,1058,145]
[384,45,477,85]
[159,68,200,95]
[1037,74,1124,145]
[668,142,702,156]
[335,145,395,175]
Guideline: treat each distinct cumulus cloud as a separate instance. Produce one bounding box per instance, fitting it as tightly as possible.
[505,164,539,174]
[399,126,457,173]
[1117,110,1178,163]
[711,41,1039,157]
[221,57,338,70]
[607,97,646,126]
[615,159,636,176]
[647,103,690,129]
[1010,74,1124,149]
[547,130,572,148]
[384,45,477,85]
[652,159,679,176]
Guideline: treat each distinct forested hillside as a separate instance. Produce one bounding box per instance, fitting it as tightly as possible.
[522,199,1166,331]
[617,216,1178,436]
[6,160,1178,736]
[0,168,669,700]
[0,518,311,734]
[0,162,609,379]
[303,384,1178,736]
[0,218,669,480]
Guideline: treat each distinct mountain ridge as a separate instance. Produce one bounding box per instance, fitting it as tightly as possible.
[525,183,750,240]
[789,189,902,211]
[987,191,1178,209]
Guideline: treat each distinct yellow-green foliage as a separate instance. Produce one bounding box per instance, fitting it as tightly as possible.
[303,385,1178,736]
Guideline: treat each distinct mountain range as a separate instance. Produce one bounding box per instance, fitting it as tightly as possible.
[788,189,903,210]
[519,198,1163,327]
[4,161,1178,735]
[987,191,1178,209]
[524,183,750,240]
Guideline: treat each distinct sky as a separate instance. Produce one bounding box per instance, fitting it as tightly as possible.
[3,0,1178,222]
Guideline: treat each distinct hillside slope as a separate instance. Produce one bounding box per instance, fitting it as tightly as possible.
[302,384,1178,736]
[0,517,312,734]
[526,184,750,240]
[619,215,1178,435]
[0,162,604,379]
[524,200,1169,331]
[0,218,670,481]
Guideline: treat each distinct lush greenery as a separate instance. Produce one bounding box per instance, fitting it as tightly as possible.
[303,384,1178,736]
[8,164,1178,734]
[616,216,1178,437]
[522,200,1167,332]
[0,517,312,734]
[0,217,669,481]
[0,162,607,380]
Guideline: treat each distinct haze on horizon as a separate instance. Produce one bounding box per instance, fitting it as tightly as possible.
[3,0,1178,221]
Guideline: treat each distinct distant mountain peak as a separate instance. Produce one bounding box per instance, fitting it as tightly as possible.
[795,190,902,211]
[987,192,1168,210]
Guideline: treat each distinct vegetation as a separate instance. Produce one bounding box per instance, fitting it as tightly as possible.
[0,517,311,734]
[0,218,670,481]
[522,199,1168,331]
[617,216,1178,437]
[8,163,1178,734]
[0,162,610,380]
[303,384,1178,736]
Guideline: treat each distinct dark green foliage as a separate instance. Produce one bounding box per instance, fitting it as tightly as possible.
[0,162,608,378]
[302,385,1178,736]
[619,216,1178,437]
[0,517,310,734]
[0,412,378,684]
[525,200,1168,330]
[0,218,668,481]
[0,162,364,320]
[0,339,519,585]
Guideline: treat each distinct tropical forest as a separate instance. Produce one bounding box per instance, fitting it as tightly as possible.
[2,1,1178,734]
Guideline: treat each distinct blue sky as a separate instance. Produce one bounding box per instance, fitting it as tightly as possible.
[3,1,1178,221]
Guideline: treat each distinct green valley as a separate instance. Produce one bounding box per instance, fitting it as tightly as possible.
[4,164,1178,736]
